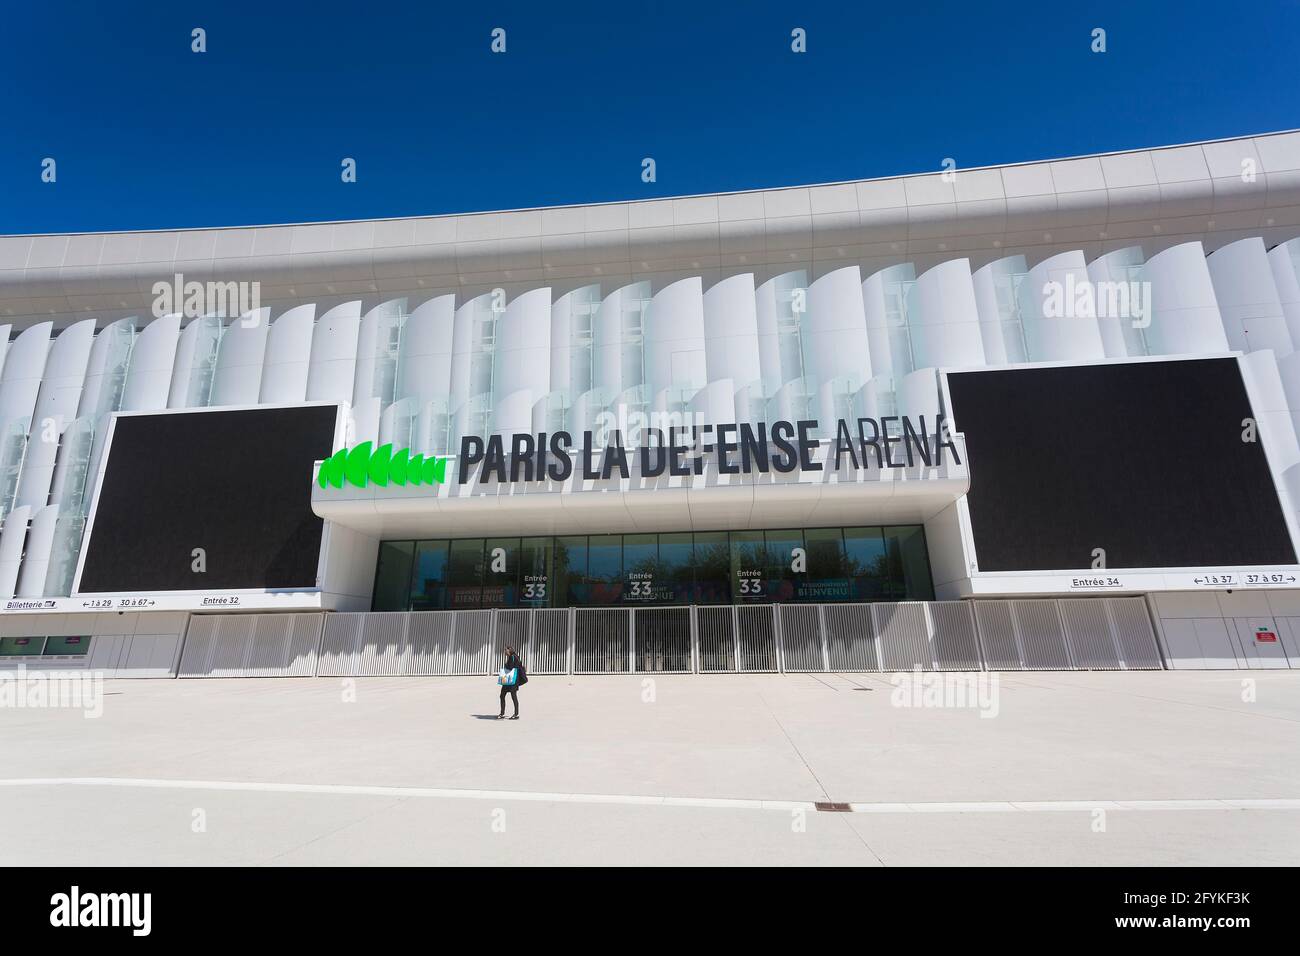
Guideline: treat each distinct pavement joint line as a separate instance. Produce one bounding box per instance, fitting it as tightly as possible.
[1,778,1299,814]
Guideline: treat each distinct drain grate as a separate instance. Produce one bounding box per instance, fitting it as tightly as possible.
[814,801,852,812]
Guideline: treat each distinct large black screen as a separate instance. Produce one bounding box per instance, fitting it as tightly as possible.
[946,358,1297,572]
[77,404,338,592]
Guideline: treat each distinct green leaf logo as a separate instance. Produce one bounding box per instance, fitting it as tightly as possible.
[318,444,447,490]
[319,448,347,488]
[368,443,392,487]
[344,442,372,488]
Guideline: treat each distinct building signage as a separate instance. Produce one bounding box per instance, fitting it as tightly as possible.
[9,592,326,614]
[316,417,959,491]
[318,444,448,489]
[1241,572,1297,586]
[458,416,959,484]
[1068,575,1125,590]
[1254,628,1278,644]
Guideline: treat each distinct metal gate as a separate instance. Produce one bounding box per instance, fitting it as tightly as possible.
[824,603,879,671]
[875,602,931,670]
[179,613,324,678]
[493,608,569,675]
[529,608,572,674]
[1010,600,1073,669]
[317,613,364,677]
[633,607,692,672]
[973,601,1021,670]
[1107,598,1164,669]
[405,610,455,675]
[737,605,780,672]
[778,605,826,672]
[696,605,737,672]
[574,608,631,673]
[175,596,1166,677]
[928,601,983,670]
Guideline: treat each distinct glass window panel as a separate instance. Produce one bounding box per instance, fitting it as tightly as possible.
[518,537,553,607]
[658,532,694,604]
[585,534,623,606]
[730,530,767,603]
[622,533,667,604]
[692,531,730,604]
[44,636,89,656]
[763,528,804,602]
[372,540,414,611]
[843,527,890,602]
[884,525,934,601]
[483,537,521,608]
[0,636,45,656]
[621,343,643,389]
[554,535,586,607]
[447,538,486,609]
[801,527,850,603]
[392,524,930,609]
[409,540,450,611]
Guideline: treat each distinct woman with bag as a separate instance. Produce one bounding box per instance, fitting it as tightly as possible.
[497,645,528,720]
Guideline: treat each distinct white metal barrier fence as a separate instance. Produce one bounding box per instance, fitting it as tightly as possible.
[179,613,323,677]
[176,597,1163,677]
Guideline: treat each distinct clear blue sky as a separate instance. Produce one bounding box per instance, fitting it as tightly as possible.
[3,0,1298,235]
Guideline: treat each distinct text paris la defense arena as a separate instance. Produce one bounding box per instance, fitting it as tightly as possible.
[3,131,1300,679]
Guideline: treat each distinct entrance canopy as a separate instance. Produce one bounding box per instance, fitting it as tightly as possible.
[312,440,969,539]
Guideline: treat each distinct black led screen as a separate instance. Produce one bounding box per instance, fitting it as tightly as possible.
[945,358,1297,572]
[77,404,338,592]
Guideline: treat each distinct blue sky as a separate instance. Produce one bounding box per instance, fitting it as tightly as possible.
[3,0,1298,234]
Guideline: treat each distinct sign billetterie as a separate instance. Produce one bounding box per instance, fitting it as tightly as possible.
[458,416,959,484]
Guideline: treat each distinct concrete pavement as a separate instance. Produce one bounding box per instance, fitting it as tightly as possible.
[1,670,1297,865]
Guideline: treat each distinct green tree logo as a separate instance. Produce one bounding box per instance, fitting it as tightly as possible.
[316,442,448,489]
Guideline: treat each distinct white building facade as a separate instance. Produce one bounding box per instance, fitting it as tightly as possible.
[3,131,1300,675]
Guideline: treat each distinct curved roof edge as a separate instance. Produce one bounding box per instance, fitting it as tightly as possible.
[2,130,1299,320]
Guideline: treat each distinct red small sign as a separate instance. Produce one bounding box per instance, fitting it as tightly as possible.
[1255,629,1278,644]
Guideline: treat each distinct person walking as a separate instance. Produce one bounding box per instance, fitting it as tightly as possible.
[497,645,528,720]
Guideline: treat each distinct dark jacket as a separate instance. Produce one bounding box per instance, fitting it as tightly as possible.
[505,653,528,686]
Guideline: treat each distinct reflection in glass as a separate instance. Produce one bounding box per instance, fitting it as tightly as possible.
[658,533,694,604]
[885,525,935,601]
[843,527,890,601]
[622,533,661,604]
[0,636,46,656]
[447,538,486,609]
[483,537,520,607]
[379,525,934,610]
[585,534,623,606]
[693,531,730,604]
[519,537,553,607]
[730,530,767,603]
[44,636,89,656]
[409,539,450,610]
[763,528,803,603]
[554,536,586,607]
[802,527,849,602]
[373,540,414,612]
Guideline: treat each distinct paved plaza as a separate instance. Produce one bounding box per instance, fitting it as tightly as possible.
[1,670,1297,865]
